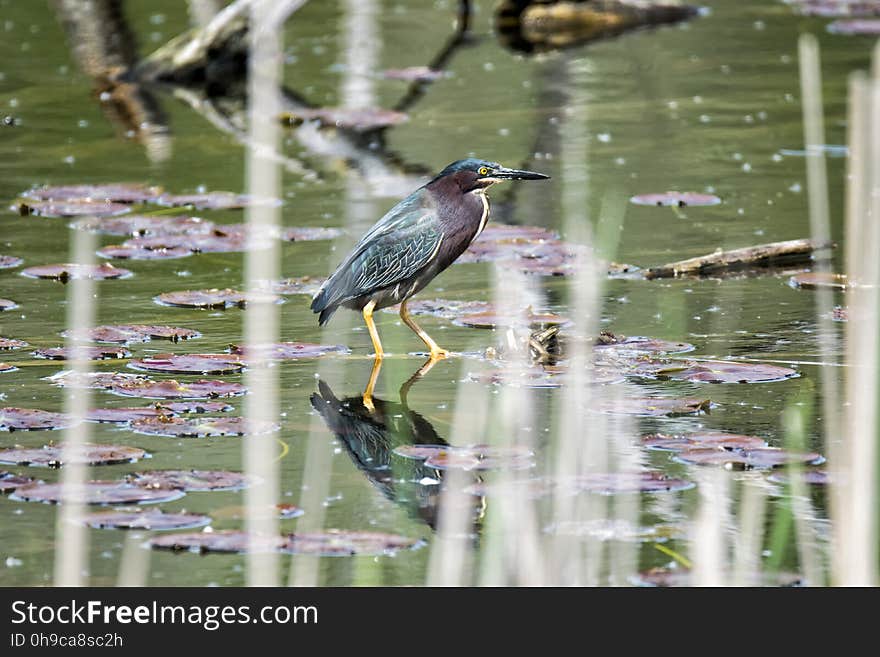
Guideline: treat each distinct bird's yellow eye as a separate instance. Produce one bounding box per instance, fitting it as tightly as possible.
[478,166,489,176]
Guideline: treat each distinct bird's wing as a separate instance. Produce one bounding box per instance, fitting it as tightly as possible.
[314,193,443,309]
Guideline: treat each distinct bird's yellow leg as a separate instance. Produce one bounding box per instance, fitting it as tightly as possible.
[400,300,449,358]
[363,300,384,359]
[363,354,382,412]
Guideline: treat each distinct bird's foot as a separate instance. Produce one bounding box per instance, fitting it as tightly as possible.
[429,347,450,360]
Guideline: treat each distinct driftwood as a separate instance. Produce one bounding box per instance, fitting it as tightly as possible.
[644,238,834,280]
[496,0,700,53]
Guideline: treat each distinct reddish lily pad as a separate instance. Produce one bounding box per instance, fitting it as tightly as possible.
[789,272,850,290]
[261,276,326,296]
[594,333,695,355]
[21,262,132,281]
[673,447,825,469]
[453,308,569,329]
[828,18,880,32]
[381,67,447,82]
[32,346,131,361]
[71,214,215,237]
[154,288,282,309]
[210,504,305,521]
[0,407,77,431]
[81,509,211,530]
[284,107,409,131]
[795,1,880,17]
[281,226,343,241]
[474,224,559,244]
[45,371,149,389]
[469,365,625,388]
[122,233,252,254]
[643,431,768,452]
[129,353,244,375]
[631,568,806,587]
[227,342,349,360]
[767,470,832,485]
[97,244,193,260]
[382,298,492,319]
[667,360,798,384]
[62,324,201,344]
[630,192,722,207]
[11,480,185,505]
[108,379,247,400]
[150,531,285,554]
[281,530,425,556]
[0,338,29,350]
[543,519,681,542]
[573,472,695,495]
[393,444,535,471]
[129,469,253,491]
[594,397,715,417]
[87,401,233,423]
[15,199,132,217]
[23,183,162,204]
[0,298,20,311]
[156,192,280,210]
[0,255,23,269]
[130,416,277,437]
[0,444,147,468]
[392,444,451,460]
[0,471,39,494]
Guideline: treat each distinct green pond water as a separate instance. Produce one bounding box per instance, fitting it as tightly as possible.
[0,0,872,586]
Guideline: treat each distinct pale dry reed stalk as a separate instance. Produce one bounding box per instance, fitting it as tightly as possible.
[53,228,96,586]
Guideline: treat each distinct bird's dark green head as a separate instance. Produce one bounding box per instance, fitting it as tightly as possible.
[434,158,549,192]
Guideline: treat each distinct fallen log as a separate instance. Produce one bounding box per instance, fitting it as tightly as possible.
[644,238,834,279]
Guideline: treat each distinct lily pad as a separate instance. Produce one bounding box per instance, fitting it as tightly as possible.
[131,416,280,438]
[0,444,147,468]
[0,299,20,311]
[0,255,23,269]
[381,66,447,82]
[474,224,559,244]
[789,272,850,290]
[0,338,29,350]
[15,199,132,217]
[469,365,626,388]
[150,531,285,554]
[21,262,132,281]
[0,407,77,431]
[0,363,16,372]
[128,354,244,375]
[45,371,148,389]
[573,472,696,495]
[594,332,695,355]
[543,519,681,542]
[673,447,825,469]
[154,289,282,309]
[81,509,211,530]
[382,298,492,319]
[630,192,722,207]
[210,503,304,521]
[281,530,425,556]
[97,244,193,260]
[392,444,451,460]
[87,401,233,423]
[11,480,185,505]
[156,192,280,210]
[666,360,798,384]
[71,214,215,237]
[281,226,343,241]
[828,18,880,33]
[283,107,409,131]
[261,276,326,296]
[122,233,252,254]
[23,183,162,204]
[0,471,39,494]
[392,444,535,471]
[62,324,201,345]
[643,431,768,452]
[631,568,806,587]
[227,342,350,360]
[129,469,253,491]
[130,416,277,437]
[795,1,880,17]
[32,346,131,360]
[767,469,832,485]
[453,308,569,329]
[108,379,247,400]
[594,397,715,417]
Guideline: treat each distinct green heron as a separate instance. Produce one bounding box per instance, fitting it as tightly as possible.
[310,158,550,359]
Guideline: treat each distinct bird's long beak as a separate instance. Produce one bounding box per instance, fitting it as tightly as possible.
[491,166,550,181]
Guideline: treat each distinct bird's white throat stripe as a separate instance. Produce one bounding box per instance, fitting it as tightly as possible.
[475,190,490,238]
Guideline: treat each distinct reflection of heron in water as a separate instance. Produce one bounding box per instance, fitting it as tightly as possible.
[310,358,483,531]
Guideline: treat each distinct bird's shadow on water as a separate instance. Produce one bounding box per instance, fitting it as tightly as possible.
[309,358,484,533]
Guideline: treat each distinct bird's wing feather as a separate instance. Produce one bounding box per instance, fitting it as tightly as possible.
[313,193,443,310]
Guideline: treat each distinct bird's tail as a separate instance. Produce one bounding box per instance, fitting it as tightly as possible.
[310,286,339,326]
